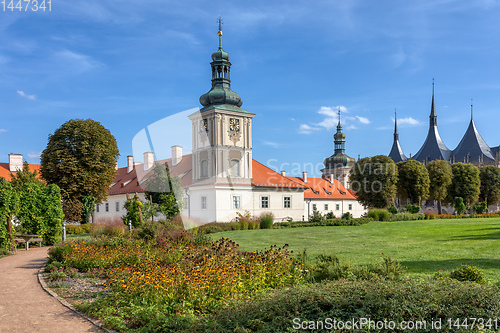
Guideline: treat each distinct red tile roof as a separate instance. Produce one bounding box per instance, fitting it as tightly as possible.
[0,163,42,182]
[287,176,357,200]
[252,160,306,188]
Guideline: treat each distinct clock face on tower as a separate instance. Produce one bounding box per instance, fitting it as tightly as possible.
[200,119,208,132]
[229,118,240,133]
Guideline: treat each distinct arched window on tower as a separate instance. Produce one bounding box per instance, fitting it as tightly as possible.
[201,160,208,178]
[230,159,240,177]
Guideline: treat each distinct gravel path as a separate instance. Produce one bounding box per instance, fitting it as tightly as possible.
[0,247,103,333]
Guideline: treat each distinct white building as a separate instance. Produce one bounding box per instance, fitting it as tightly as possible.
[94,26,366,224]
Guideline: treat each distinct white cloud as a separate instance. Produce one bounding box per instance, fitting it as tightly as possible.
[28,151,41,159]
[262,141,281,148]
[397,117,420,125]
[356,116,371,124]
[17,90,36,100]
[298,124,319,135]
[318,106,348,118]
[53,49,102,74]
[0,129,7,133]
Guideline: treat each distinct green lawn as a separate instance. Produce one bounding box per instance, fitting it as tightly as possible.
[210,218,500,282]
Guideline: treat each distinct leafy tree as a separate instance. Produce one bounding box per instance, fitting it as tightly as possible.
[349,155,398,208]
[448,163,480,206]
[144,163,184,220]
[396,160,429,205]
[0,180,20,250]
[40,119,119,222]
[16,182,64,245]
[471,202,487,214]
[122,194,144,228]
[479,165,500,206]
[81,193,96,224]
[10,161,44,189]
[426,160,453,214]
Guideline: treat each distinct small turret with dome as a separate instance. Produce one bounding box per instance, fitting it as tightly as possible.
[322,108,356,188]
[199,17,251,114]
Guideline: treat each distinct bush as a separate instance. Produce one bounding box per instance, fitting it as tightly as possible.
[388,202,398,214]
[260,214,273,229]
[454,197,466,215]
[367,209,390,221]
[405,204,421,214]
[449,265,485,283]
[389,212,425,221]
[66,224,83,235]
[423,210,436,219]
[178,279,500,333]
[325,212,335,219]
[308,209,323,223]
[341,212,352,220]
[471,202,487,214]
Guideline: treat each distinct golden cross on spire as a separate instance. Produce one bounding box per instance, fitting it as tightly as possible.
[217,16,223,47]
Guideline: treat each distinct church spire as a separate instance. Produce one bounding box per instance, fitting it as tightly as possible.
[388,108,407,162]
[430,78,437,126]
[394,109,399,141]
[199,17,248,113]
[471,98,473,121]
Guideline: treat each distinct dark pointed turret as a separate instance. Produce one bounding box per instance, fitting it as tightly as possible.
[199,17,251,114]
[413,80,452,163]
[388,110,407,162]
[452,101,495,164]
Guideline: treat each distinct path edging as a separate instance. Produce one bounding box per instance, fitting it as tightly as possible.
[38,265,115,333]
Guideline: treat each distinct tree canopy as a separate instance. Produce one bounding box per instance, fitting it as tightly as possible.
[426,160,453,214]
[396,160,430,204]
[0,180,20,250]
[349,155,398,208]
[479,165,500,206]
[40,119,119,222]
[9,161,44,189]
[448,163,480,206]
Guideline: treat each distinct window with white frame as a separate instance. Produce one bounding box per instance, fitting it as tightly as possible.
[261,196,269,208]
[324,204,328,211]
[312,203,317,211]
[201,196,207,210]
[105,203,109,212]
[336,204,340,211]
[233,196,241,209]
[116,201,119,212]
[96,204,99,213]
[230,159,240,177]
[349,203,353,210]
[283,196,291,208]
[200,160,208,177]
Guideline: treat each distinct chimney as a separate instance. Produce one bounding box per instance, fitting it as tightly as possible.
[280,171,286,177]
[302,171,307,183]
[144,152,154,171]
[171,145,182,166]
[329,174,334,183]
[127,156,134,173]
[9,154,23,172]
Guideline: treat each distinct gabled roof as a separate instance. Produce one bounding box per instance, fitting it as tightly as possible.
[453,119,494,163]
[286,176,357,200]
[0,163,41,182]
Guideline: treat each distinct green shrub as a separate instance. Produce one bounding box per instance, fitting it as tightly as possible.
[367,209,390,221]
[405,204,421,214]
[325,212,335,219]
[471,202,487,214]
[81,223,93,233]
[47,244,73,264]
[389,212,425,221]
[341,212,352,220]
[260,214,273,229]
[450,265,485,283]
[454,197,466,215]
[177,279,500,333]
[66,224,83,235]
[388,202,398,214]
[308,209,323,223]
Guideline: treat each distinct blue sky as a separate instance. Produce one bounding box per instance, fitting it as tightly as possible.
[1,0,500,177]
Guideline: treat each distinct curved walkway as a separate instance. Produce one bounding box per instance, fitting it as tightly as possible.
[0,247,103,333]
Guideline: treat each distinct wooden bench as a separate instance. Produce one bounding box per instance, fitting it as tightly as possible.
[14,236,43,251]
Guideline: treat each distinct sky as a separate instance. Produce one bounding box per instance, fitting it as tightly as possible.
[2,0,500,177]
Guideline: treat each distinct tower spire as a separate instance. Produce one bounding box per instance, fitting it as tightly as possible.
[471,98,473,121]
[338,107,341,126]
[217,16,223,49]
[394,108,399,141]
[430,78,437,126]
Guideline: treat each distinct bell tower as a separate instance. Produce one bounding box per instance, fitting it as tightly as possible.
[189,17,255,185]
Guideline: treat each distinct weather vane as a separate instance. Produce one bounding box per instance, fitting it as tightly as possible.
[217,16,223,34]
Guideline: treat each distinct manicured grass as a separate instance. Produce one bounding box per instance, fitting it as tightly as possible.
[210,218,500,282]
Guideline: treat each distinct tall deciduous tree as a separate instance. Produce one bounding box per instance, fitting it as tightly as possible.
[479,165,500,207]
[448,163,480,206]
[427,160,453,214]
[0,180,19,251]
[40,119,119,222]
[396,160,430,205]
[10,161,44,189]
[349,155,398,208]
